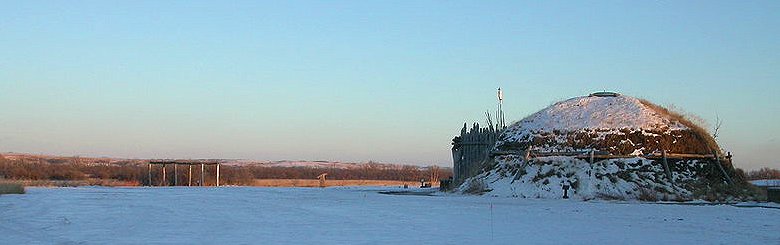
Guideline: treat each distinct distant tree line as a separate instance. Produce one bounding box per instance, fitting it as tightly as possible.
[745,167,780,180]
[0,157,452,186]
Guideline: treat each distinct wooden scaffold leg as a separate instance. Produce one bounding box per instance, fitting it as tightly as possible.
[200,163,205,186]
[216,163,220,187]
[163,164,168,186]
[173,164,177,186]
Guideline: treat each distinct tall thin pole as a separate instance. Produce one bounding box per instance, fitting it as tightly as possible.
[200,163,205,186]
[162,164,167,186]
[497,88,505,129]
[216,164,220,187]
[148,163,152,186]
[188,165,192,186]
[173,163,177,186]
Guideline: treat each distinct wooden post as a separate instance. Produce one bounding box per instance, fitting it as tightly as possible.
[662,150,673,182]
[188,165,192,186]
[200,163,205,186]
[162,164,167,186]
[726,152,733,167]
[713,150,732,184]
[589,150,594,164]
[451,146,459,182]
[216,163,220,187]
[148,163,152,186]
[173,163,177,186]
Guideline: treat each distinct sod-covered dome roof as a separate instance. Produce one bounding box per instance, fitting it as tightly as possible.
[495,93,719,155]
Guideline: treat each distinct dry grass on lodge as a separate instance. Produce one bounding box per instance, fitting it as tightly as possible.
[252,179,432,188]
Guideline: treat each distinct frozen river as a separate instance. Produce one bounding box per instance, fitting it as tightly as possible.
[1,187,778,244]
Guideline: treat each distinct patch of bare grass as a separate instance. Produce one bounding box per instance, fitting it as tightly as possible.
[638,99,721,155]
[0,182,25,195]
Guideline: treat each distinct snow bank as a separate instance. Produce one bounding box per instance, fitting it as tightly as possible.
[461,156,710,201]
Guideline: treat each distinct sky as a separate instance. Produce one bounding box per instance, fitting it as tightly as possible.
[0,1,778,169]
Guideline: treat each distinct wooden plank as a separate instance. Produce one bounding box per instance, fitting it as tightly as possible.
[652,153,716,159]
[492,149,718,160]
[533,151,590,157]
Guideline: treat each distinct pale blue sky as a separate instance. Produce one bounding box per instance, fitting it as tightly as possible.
[1,1,778,169]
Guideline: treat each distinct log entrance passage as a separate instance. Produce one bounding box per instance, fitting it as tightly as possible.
[147,161,222,187]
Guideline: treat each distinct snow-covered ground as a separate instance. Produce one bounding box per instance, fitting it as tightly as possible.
[1,187,778,244]
[751,179,780,187]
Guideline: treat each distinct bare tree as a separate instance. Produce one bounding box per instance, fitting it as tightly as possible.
[712,114,723,140]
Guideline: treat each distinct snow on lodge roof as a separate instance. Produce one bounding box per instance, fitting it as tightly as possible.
[496,92,718,155]
[507,93,688,137]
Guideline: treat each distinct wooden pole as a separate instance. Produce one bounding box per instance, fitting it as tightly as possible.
[662,150,673,182]
[200,163,205,186]
[162,164,167,186]
[188,165,192,186]
[713,150,732,184]
[173,163,177,186]
[148,163,152,186]
[216,163,220,187]
[589,150,594,164]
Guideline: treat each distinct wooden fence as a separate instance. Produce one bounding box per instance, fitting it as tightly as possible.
[451,123,500,185]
